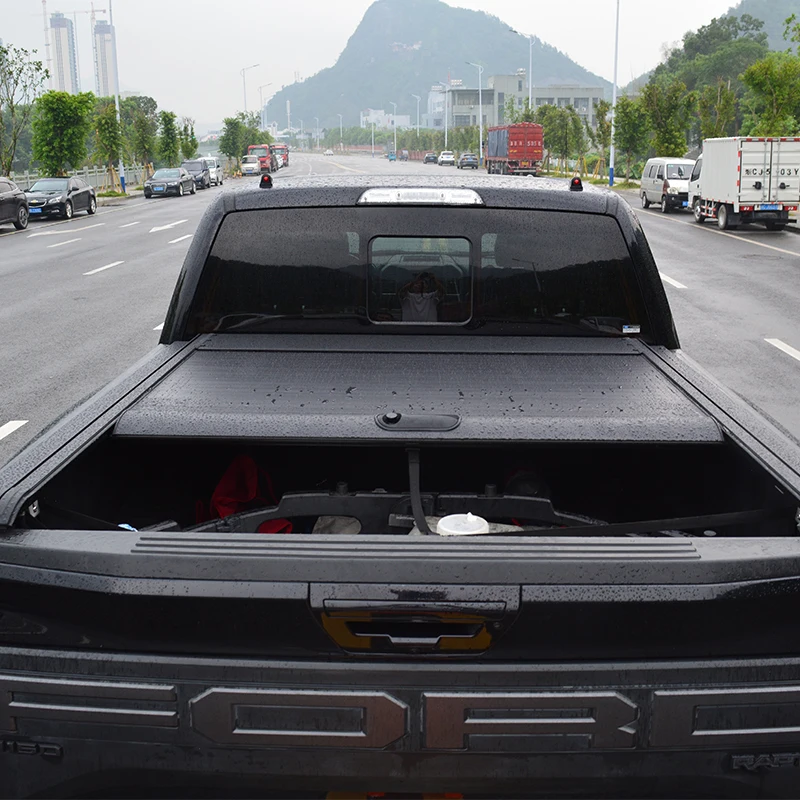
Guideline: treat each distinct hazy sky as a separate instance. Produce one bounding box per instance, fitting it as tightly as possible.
[2,0,736,132]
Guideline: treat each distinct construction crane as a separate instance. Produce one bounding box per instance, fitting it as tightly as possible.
[38,2,108,91]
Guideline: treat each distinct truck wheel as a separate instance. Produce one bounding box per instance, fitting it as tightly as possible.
[717,204,738,231]
[693,199,705,224]
[660,196,670,214]
[641,193,650,209]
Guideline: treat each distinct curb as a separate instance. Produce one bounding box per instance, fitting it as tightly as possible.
[97,192,144,207]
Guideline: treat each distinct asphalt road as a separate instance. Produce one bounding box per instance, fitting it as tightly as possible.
[1,154,799,467]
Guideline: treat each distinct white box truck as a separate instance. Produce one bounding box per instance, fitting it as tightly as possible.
[689,137,800,231]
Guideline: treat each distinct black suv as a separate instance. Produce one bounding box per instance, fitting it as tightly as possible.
[0,177,29,230]
[180,159,211,189]
[423,152,437,164]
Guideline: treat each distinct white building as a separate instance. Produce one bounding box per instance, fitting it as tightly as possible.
[360,108,412,130]
[50,13,79,94]
[93,19,117,98]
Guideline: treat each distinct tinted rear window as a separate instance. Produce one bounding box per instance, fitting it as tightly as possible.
[182,161,204,170]
[185,207,649,338]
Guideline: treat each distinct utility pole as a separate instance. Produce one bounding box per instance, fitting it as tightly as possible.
[411,94,421,138]
[240,63,259,113]
[337,113,343,150]
[468,62,484,167]
[371,121,375,158]
[109,0,125,192]
[609,0,620,187]
[529,35,533,110]
[314,116,319,150]
[390,102,397,154]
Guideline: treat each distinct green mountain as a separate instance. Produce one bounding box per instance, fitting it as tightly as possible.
[267,0,610,131]
[725,0,797,50]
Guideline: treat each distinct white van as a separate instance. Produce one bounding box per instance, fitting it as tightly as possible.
[201,156,223,186]
[640,157,695,213]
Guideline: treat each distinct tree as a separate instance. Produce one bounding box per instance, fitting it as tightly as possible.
[94,99,122,172]
[640,77,696,156]
[219,115,245,166]
[740,50,800,136]
[503,96,536,124]
[180,117,198,160]
[593,99,612,167]
[120,95,158,165]
[158,110,180,166]
[785,13,800,54]
[535,105,585,172]
[0,43,49,175]
[698,79,738,139]
[31,91,95,175]
[613,96,650,180]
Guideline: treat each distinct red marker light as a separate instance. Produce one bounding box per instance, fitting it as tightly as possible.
[259,174,273,189]
[570,177,583,192]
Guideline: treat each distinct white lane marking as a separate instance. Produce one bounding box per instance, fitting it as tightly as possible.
[47,237,81,248]
[766,338,800,364]
[642,211,800,258]
[153,323,164,331]
[149,219,188,233]
[659,272,687,289]
[84,260,124,276]
[168,234,192,244]
[119,221,141,228]
[1,202,150,239]
[0,420,28,441]
[28,222,105,238]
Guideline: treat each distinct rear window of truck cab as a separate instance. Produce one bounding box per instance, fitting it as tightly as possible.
[185,206,650,337]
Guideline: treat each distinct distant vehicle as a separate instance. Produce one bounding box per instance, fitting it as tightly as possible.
[458,153,479,170]
[24,177,97,219]
[241,155,261,176]
[271,143,290,166]
[486,123,543,175]
[400,150,409,162]
[388,151,397,162]
[144,168,195,198]
[180,160,211,190]
[689,137,800,231]
[324,149,334,156]
[423,152,437,164]
[0,177,29,229]
[247,144,278,173]
[438,151,455,166]
[640,157,694,213]
[200,156,223,186]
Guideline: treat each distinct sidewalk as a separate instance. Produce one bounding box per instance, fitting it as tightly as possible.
[97,188,145,207]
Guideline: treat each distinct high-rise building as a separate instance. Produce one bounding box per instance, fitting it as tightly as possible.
[93,19,117,99]
[50,13,79,94]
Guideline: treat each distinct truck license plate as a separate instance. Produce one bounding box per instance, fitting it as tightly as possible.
[760,203,779,211]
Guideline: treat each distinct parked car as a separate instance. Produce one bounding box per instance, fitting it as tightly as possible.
[24,177,97,220]
[200,156,223,186]
[240,156,261,176]
[438,150,456,166]
[423,152,437,164]
[324,149,334,156]
[181,160,211,190]
[0,177,29,230]
[458,153,480,169]
[640,157,695,213]
[143,168,196,198]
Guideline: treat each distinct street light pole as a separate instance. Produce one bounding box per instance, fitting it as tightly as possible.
[258,83,272,130]
[240,63,259,113]
[337,113,343,149]
[314,116,319,150]
[609,0,620,187]
[390,101,397,154]
[411,94,421,138]
[371,121,375,158]
[108,0,126,192]
[468,62,484,167]
[529,35,533,110]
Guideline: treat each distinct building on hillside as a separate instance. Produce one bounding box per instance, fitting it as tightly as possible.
[360,108,412,130]
[50,13,79,94]
[425,71,605,130]
[93,19,117,98]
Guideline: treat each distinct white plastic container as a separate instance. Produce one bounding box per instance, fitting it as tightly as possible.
[436,513,491,537]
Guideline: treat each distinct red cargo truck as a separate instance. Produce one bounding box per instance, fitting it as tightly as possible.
[486,122,544,176]
[247,144,276,173]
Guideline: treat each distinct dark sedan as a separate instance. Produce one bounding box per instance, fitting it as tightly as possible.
[423,152,437,164]
[25,177,97,219]
[180,160,211,189]
[457,153,480,169]
[0,177,29,230]
[144,168,196,198]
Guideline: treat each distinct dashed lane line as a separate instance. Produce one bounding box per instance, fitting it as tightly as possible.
[168,234,193,244]
[84,260,124,276]
[119,221,141,228]
[659,272,687,289]
[47,238,82,248]
[766,338,800,364]
[0,420,28,441]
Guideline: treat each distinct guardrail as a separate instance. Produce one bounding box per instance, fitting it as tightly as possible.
[10,165,149,191]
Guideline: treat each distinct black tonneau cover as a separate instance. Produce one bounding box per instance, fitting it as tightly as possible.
[114,336,722,442]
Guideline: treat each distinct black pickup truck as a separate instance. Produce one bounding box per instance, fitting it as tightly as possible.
[2,175,800,799]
